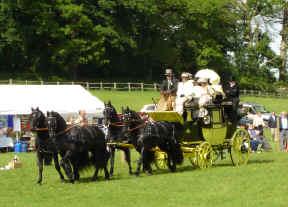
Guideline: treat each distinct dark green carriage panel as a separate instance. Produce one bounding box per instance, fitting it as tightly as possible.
[180,121,205,142]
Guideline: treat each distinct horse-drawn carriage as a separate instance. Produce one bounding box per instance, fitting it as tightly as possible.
[147,101,250,169]
[104,99,250,177]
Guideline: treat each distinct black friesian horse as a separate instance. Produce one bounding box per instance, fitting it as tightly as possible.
[103,101,133,176]
[29,108,65,184]
[47,111,110,182]
[122,107,184,176]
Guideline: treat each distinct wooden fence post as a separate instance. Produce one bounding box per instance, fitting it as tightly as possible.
[114,82,117,89]
[86,82,89,90]
[128,83,131,92]
[25,80,28,85]
[41,81,44,85]
[72,82,74,85]
[9,79,12,85]
[141,83,144,91]
[57,81,59,85]
[100,82,103,89]
[153,83,157,91]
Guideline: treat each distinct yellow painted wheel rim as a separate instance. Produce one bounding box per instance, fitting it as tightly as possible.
[230,128,250,166]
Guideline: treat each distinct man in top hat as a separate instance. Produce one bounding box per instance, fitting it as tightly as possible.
[156,69,178,111]
[223,76,240,121]
[224,76,240,108]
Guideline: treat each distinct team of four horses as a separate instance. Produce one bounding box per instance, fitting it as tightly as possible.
[30,101,185,184]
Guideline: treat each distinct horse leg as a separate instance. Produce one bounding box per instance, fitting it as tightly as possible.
[104,166,110,180]
[92,167,99,181]
[123,148,133,175]
[52,153,65,183]
[36,151,44,185]
[135,148,144,176]
[109,146,115,176]
[143,150,152,175]
[60,151,74,183]
[167,152,176,172]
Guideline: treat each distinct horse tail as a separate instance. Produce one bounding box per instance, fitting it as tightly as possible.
[75,151,92,170]
[170,123,184,165]
[174,142,184,165]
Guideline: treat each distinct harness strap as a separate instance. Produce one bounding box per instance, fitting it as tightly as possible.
[36,128,48,131]
[129,122,146,132]
[55,124,78,137]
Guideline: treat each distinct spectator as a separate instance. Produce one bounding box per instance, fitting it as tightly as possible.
[66,116,75,125]
[279,111,288,152]
[253,111,265,136]
[74,110,87,126]
[268,112,277,142]
[247,124,260,152]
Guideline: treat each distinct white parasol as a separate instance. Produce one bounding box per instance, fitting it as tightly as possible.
[195,69,220,85]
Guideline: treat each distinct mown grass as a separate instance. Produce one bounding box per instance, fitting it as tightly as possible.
[0,143,286,207]
[0,91,287,207]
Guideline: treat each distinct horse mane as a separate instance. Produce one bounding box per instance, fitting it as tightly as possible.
[51,111,67,130]
[129,109,142,121]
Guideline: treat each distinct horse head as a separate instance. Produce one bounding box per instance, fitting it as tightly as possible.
[30,107,46,131]
[47,111,67,138]
[103,101,119,126]
[122,107,143,139]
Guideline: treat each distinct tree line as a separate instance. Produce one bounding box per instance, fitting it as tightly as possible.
[0,0,287,91]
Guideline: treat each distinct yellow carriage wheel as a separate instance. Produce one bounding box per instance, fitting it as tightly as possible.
[153,151,168,169]
[229,128,250,166]
[197,142,214,168]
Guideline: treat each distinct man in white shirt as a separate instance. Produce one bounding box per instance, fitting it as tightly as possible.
[175,72,194,115]
[253,111,265,136]
[279,111,288,151]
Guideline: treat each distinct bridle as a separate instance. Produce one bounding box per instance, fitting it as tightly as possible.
[122,110,146,132]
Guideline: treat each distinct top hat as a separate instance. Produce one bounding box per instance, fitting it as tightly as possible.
[165,69,173,75]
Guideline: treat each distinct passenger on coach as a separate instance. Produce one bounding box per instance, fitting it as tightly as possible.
[156,69,178,111]
[175,72,194,115]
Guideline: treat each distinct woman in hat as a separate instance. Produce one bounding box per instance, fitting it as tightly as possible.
[175,72,194,114]
[156,69,178,111]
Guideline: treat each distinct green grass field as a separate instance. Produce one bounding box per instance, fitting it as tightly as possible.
[0,91,288,207]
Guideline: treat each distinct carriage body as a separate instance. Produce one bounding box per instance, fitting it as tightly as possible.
[147,102,250,168]
[147,103,236,144]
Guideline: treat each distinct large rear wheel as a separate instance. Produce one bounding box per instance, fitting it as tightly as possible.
[229,128,250,166]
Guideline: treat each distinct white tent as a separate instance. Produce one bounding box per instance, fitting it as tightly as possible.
[0,85,104,118]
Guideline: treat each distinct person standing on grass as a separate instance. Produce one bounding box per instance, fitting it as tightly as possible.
[268,112,277,142]
[279,111,288,152]
[74,110,88,126]
[253,111,265,136]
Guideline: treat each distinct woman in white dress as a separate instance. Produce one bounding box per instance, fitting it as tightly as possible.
[175,73,194,114]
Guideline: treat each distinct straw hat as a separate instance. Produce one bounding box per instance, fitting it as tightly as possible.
[197,77,208,83]
[181,72,189,78]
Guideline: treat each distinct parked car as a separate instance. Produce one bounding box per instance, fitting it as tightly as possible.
[239,102,272,123]
[140,104,156,113]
